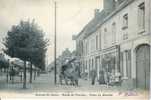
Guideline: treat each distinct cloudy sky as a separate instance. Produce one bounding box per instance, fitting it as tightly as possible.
[0,0,103,63]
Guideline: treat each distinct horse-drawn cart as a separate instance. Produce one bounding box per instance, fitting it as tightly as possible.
[59,58,80,86]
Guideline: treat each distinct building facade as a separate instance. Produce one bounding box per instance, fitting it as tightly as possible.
[75,0,151,89]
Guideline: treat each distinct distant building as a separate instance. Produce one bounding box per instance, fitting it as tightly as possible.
[48,48,77,73]
[74,0,150,89]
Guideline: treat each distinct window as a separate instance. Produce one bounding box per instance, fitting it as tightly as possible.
[91,39,95,52]
[123,33,128,40]
[86,60,88,70]
[96,35,98,50]
[138,2,145,30]
[85,42,88,55]
[99,31,102,50]
[83,41,86,55]
[87,41,89,54]
[81,41,84,54]
[104,28,107,46]
[122,13,128,29]
[112,22,116,43]
[92,59,94,70]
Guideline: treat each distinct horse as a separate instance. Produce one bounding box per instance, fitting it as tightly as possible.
[59,61,79,86]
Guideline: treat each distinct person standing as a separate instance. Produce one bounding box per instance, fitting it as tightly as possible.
[98,70,105,84]
[90,69,97,85]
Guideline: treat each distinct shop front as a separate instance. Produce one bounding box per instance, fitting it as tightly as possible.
[99,45,121,85]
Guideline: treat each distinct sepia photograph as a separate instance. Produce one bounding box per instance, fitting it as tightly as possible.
[0,0,150,100]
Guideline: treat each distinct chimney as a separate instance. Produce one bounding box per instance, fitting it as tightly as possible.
[94,9,100,18]
[103,0,116,13]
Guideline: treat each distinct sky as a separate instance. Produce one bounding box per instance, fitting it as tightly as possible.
[0,0,103,64]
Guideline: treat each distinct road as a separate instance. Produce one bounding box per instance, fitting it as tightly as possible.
[0,72,149,100]
[0,72,148,93]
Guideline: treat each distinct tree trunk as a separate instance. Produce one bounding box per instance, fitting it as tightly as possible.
[29,62,32,83]
[11,66,14,84]
[6,68,8,83]
[10,74,11,80]
[20,71,22,82]
[34,71,36,80]
[23,61,27,89]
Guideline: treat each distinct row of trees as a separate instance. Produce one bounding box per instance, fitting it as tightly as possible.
[3,20,48,88]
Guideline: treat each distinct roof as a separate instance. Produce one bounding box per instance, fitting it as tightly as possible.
[76,10,107,39]
[83,10,107,39]
[76,0,135,39]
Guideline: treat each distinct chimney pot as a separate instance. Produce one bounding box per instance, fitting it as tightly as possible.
[94,9,100,18]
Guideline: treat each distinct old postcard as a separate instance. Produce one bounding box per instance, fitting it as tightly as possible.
[0,0,150,100]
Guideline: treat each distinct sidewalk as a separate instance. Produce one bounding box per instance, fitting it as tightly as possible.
[0,73,32,93]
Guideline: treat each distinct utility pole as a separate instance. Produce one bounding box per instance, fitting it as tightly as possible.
[149,0,151,97]
[54,1,57,85]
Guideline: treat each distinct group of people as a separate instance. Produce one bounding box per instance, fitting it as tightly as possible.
[58,59,122,87]
[90,69,122,86]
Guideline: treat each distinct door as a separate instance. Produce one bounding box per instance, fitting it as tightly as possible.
[136,44,150,89]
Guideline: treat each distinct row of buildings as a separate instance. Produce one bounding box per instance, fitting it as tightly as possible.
[74,0,150,89]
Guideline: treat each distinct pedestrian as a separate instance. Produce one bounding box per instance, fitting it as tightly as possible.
[90,69,97,85]
[98,70,105,84]
[114,71,121,86]
[104,70,110,86]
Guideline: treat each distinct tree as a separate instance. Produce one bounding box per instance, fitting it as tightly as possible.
[3,19,48,87]
[0,54,9,83]
[0,54,9,70]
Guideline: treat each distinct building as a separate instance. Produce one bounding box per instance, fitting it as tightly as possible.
[47,48,77,73]
[74,0,151,89]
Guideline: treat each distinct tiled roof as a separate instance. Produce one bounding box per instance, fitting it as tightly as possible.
[77,0,135,39]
